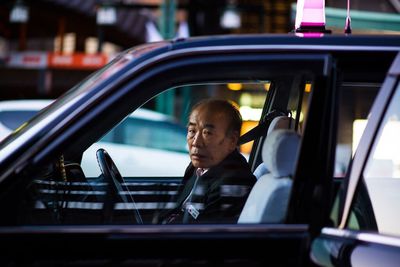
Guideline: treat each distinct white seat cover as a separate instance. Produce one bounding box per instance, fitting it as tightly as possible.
[253,116,297,179]
[239,129,300,223]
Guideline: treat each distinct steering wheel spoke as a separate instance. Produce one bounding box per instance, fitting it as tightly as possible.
[96,148,143,224]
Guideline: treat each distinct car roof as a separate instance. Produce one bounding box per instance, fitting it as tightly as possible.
[167,34,400,50]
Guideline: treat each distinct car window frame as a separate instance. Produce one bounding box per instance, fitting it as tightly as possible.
[35,53,333,167]
[0,49,334,226]
[287,57,338,235]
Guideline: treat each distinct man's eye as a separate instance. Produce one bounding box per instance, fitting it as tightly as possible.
[203,130,212,135]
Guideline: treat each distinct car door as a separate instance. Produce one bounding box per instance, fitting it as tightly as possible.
[311,53,400,266]
[0,43,337,266]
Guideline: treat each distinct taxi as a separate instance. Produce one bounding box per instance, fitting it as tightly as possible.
[0,0,399,266]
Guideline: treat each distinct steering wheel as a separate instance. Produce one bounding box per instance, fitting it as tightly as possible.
[96,148,123,183]
[96,148,143,224]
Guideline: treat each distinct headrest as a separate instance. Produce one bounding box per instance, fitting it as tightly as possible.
[262,129,300,178]
[267,116,297,135]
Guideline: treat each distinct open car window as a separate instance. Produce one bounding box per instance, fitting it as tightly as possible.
[15,78,312,225]
[81,82,270,178]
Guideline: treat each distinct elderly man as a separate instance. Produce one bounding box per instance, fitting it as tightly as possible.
[161,99,256,224]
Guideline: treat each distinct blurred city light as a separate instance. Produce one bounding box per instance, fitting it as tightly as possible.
[10,0,29,23]
[97,5,117,25]
[220,3,241,29]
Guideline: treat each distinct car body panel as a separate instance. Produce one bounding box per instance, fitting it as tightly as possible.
[312,228,400,267]
[0,224,309,266]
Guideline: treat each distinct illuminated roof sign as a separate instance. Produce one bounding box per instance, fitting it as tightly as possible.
[294,0,332,33]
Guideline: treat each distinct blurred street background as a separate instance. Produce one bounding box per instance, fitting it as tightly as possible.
[0,0,399,100]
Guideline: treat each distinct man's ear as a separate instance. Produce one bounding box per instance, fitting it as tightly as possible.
[229,131,240,150]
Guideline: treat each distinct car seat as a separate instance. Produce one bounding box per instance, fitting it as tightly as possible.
[238,129,300,223]
[253,115,297,179]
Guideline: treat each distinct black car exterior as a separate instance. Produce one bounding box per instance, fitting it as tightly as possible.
[310,53,400,267]
[0,34,399,266]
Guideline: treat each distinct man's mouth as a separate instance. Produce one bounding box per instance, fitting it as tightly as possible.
[191,153,205,160]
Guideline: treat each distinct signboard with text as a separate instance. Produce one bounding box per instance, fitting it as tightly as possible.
[6,52,110,70]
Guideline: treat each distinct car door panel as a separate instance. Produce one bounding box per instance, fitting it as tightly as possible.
[0,224,310,266]
[312,228,400,267]
[311,53,400,266]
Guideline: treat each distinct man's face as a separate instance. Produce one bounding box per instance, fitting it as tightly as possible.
[187,105,238,169]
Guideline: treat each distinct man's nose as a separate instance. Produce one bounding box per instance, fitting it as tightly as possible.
[192,132,204,147]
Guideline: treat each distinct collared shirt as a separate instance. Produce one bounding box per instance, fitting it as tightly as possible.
[196,168,208,177]
[181,168,204,211]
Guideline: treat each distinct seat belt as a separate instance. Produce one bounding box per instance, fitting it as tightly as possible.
[239,110,288,145]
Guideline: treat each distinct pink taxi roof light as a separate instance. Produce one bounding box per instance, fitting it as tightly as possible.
[295,0,326,30]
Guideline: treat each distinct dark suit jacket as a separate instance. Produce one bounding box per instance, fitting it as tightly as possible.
[161,149,256,224]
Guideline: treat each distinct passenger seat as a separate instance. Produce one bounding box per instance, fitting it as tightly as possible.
[238,129,301,223]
